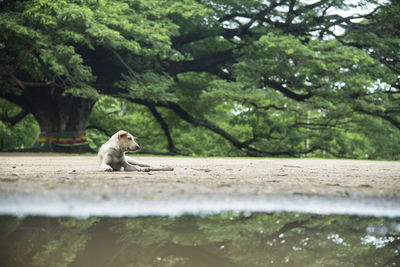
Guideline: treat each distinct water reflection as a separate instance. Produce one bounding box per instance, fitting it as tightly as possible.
[0,213,399,266]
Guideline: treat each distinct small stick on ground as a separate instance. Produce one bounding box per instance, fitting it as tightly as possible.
[148,166,174,171]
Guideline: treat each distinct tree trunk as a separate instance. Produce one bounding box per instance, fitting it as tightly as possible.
[147,105,181,154]
[23,86,96,153]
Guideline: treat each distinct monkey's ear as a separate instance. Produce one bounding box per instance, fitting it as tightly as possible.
[118,130,128,139]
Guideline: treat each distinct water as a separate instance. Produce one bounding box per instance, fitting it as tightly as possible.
[1,194,400,266]
[1,213,399,267]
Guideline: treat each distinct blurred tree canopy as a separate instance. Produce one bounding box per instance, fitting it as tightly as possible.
[1,213,399,266]
[0,0,399,158]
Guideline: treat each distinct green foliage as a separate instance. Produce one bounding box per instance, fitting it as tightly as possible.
[1,214,399,266]
[31,217,98,267]
[87,96,236,156]
[87,96,169,153]
[1,0,399,159]
[0,99,40,151]
[0,0,188,98]
[118,72,177,103]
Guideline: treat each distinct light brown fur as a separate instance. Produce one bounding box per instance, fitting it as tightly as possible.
[98,130,150,172]
[98,130,173,172]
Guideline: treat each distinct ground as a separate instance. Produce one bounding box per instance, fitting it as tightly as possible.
[0,153,399,201]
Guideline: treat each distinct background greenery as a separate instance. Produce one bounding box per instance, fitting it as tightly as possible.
[1,0,399,159]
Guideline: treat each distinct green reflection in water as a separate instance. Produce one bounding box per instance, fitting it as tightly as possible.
[0,213,399,267]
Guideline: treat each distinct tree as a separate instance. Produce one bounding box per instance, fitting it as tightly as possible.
[0,0,193,152]
[119,0,397,157]
[337,0,400,130]
[1,0,398,158]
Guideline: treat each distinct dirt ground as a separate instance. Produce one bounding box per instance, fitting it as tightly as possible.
[0,153,399,202]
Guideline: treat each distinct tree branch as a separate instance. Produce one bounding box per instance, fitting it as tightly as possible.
[166,49,235,75]
[238,1,280,34]
[265,80,313,101]
[285,0,297,24]
[5,73,55,90]
[0,110,29,126]
[247,101,287,111]
[86,125,113,137]
[147,105,181,154]
[171,29,216,49]
[126,97,318,157]
[353,107,400,130]
[0,93,30,111]
[0,45,37,79]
